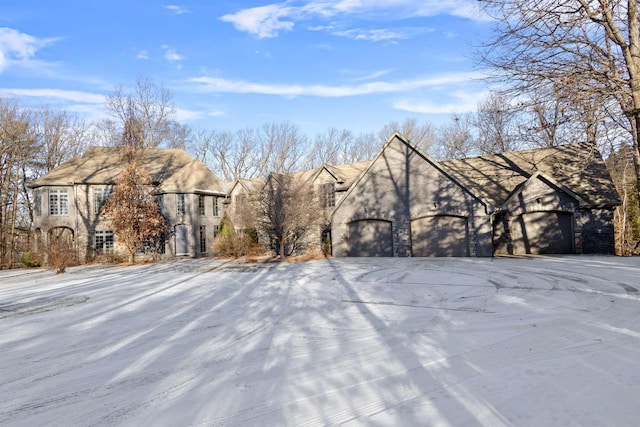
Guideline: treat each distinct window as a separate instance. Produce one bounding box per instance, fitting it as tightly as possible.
[235,194,247,208]
[49,188,69,216]
[34,190,41,217]
[199,225,207,253]
[213,225,219,238]
[213,197,220,217]
[198,195,206,216]
[93,187,112,214]
[95,230,114,254]
[321,183,335,208]
[177,193,185,216]
[321,227,331,244]
[156,195,164,214]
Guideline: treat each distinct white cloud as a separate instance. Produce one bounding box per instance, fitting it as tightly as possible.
[393,89,490,114]
[346,69,392,81]
[0,27,59,73]
[0,87,105,104]
[137,50,149,60]
[188,72,482,97]
[220,4,295,39]
[164,49,184,62]
[220,1,488,38]
[164,5,190,15]
[174,107,203,122]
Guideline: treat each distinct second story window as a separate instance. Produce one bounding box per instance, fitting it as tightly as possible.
[93,187,112,215]
[177,193,185,216]
[321,183,336,208]
[198,195,206,216]
[213,197,220,217]
[49,188,69,216]
[155,195,164,214]
[235,194,247,210]
[34,190,42,217]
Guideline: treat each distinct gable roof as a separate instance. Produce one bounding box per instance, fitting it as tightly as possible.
[332,132,489,213]
[441,142,620,209]
[30,146,225,194]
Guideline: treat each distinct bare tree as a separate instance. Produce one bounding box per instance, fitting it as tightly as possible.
[103,76,176,149]
[474,91,519,154]
[479,0,640,189]
[252,174,319,258]
[33,107,89,175]
[432,114,476,160]
[377,118,436,152]
[262,122,309,174]
[0,99,36,268]
[305,127,354,168]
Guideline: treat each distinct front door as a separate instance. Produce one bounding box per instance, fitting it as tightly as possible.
[175,224,189,256]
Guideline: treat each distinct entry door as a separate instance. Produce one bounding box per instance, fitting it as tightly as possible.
[175,224,189,256]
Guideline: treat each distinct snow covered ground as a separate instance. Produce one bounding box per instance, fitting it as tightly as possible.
[0,256,639,426]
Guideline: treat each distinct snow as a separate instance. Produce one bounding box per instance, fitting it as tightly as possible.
[1,256,639,426]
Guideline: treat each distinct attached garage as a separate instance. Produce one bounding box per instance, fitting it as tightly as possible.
[348,219,393,257]
[510,211,574,254]
[411,215,470,257]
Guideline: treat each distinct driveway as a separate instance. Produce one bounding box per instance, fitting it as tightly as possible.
[1,256,639,426]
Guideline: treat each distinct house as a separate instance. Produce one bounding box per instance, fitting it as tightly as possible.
[224,161,369,255]
[30,146,226,262]
[331,133,620,257]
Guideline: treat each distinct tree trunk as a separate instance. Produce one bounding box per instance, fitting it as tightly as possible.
[279,238,286,259]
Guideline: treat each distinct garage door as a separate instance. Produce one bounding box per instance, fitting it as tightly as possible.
[511,211,573,254]
[411,215,469,257]
[348,219,393,257]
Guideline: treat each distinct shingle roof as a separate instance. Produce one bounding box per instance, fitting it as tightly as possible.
[440,142,620,209]
[324,161,371,191]
[30,146,225,194]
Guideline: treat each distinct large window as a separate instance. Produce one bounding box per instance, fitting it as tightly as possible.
[93,187,112,214]
[49,188,69,216]
[213,197,220,217]
[34,190,42,217]
[177,193,185,216]
[198,195,206,216]
[199,225,207,253]
[155,195,164,214]
[95,230,114,254]
[321,183,336,208]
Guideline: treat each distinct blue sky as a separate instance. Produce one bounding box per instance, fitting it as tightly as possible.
[0,1,493,136]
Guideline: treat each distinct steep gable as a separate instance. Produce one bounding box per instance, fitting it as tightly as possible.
[441,142,620,210]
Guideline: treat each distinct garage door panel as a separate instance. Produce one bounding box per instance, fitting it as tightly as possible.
[348,220,393,257]
[411,216,469,257]
[512,211,573,254]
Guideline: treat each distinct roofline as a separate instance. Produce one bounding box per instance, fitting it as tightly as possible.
[499,171,589,211]
[332,132,493,216]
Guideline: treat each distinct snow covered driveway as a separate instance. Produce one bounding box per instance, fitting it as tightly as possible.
[1,256,639,426]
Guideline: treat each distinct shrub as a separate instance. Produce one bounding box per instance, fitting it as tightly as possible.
[48,239,75,274]
[20,252,42,268]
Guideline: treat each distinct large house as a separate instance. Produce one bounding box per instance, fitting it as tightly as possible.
[30,147,226,262]
[31,135,620,262]
[331,133,620,257]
